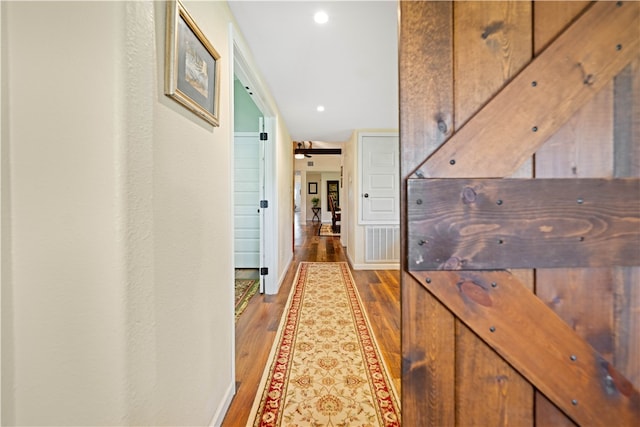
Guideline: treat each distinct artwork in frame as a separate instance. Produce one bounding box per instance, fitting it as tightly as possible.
[327,180,339,207]
[308,182,318,195]
[165,0,220,126]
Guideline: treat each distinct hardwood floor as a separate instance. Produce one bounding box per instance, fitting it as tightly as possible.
[222,214,401,426]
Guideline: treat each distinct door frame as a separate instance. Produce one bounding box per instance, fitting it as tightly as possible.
[229,21,278,391]
[231,26,277,293]
[258,116,276,294]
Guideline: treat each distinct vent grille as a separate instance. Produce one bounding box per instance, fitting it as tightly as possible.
[365,226,400,263]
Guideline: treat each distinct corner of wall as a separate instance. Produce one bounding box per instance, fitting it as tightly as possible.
[208,381,235,427]
[345,131,358,264]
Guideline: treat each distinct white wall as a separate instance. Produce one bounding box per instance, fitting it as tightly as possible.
[273,117,294,292]
[1,3,7,423]
[305,172,320,220]
[295,154,342,222]
[318,172,341,223]
[2,2,128,423]
[345,131,358,262]
[295,153,342,173]
[294,173,301,211]
[1,1,250,424]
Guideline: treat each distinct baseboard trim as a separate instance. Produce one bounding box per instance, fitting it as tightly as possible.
[209,381,235,427]
[276,253,294,293]
[350,262,400,271]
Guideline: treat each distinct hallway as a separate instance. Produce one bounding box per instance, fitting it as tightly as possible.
[222,214,401,425]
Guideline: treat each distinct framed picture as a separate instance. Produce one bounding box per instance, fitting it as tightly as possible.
[165,0,220,126]
[327,180,339,207]
[308,182,318,194]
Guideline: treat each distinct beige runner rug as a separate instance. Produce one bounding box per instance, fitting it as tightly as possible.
[247,262,400,426]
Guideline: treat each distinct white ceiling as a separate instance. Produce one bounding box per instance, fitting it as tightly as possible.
[229,0,399,144]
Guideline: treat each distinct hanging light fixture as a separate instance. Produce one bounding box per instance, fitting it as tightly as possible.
[295,142,314,159]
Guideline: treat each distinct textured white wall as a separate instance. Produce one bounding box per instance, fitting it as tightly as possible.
[3,2,128,423]
[2,1,236,425]
[274,117,294,290]
[345,131,358,265]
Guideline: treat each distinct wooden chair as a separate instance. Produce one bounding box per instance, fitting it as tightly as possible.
[329,194,341,233]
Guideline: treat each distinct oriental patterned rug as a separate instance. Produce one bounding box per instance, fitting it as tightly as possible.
[235,278,259,322]
[247,262,400,426]
[317,223,340,237]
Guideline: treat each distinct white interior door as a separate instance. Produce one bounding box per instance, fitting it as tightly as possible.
[234,133,260,267]
[360,133,399,223]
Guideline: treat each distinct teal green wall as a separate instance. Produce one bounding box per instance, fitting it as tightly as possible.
[234,77,262,132]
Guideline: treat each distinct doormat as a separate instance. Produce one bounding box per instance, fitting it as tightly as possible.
[318,223,340,236]
[247,262,400,426]
[235,279,259,322]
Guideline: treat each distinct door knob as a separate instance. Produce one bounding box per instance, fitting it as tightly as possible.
[364,193,369,198]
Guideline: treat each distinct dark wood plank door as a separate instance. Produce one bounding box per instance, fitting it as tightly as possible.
[400,1,640,425]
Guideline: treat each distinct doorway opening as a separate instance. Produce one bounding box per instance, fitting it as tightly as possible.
[230,27,278,395]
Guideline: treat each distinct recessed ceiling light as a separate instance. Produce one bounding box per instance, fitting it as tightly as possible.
[314,11,329,24]
[316,105,325,112]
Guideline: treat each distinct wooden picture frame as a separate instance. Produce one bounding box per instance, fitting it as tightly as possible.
[308,182,318,194]
[165,0,220,126]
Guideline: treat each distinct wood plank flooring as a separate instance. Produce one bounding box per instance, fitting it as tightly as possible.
[222,215,401,425]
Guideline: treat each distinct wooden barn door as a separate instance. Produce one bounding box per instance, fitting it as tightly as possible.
[400,1,639,425]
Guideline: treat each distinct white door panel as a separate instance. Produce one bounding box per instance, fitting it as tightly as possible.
[235,215,259,228]
[234,168,260,181]
[369,198,396,213]
[235,251,259,267]
[235,239,260,252]
[235,228,258,239]
[235,193,259,207]
[234,133,261,268]
[369,174,395,190]
[360,133,399,223]
[234,182,258,192]
[371,153,396,167]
